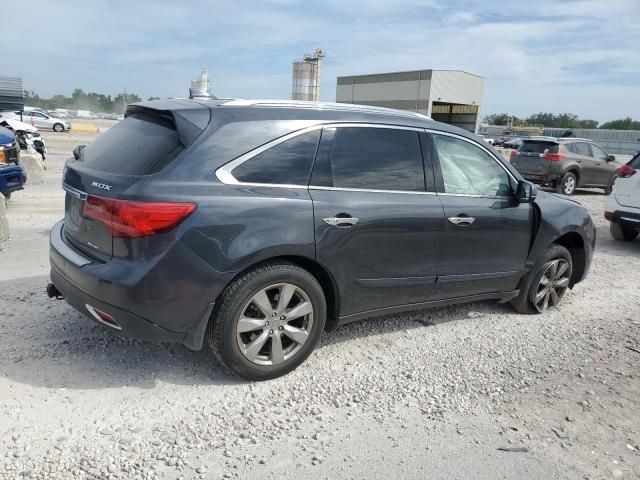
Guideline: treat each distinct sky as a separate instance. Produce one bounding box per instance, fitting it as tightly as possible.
[5,0,639,122]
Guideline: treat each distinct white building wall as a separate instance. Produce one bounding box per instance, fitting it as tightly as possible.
[429,70,484,105]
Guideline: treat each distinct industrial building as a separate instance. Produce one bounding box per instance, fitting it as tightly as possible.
[190,67,211,98]
[292,49,325,101]
[336,69,484,133]
[0,77,23,111]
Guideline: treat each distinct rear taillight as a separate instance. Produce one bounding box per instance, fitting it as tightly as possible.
[83,195,196,238]
[544,153,566,161]
[510,151,520,158]
[615,164,636,178]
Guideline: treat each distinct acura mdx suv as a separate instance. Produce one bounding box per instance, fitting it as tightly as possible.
[48,99,595,380]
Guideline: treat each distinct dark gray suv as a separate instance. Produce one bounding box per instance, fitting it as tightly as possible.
[510,137,619,195]
[48,99,595,380]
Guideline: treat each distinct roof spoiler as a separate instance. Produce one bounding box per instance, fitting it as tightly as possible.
[126,101,211,148]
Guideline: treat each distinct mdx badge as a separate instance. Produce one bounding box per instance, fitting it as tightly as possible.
[91,181,112,191]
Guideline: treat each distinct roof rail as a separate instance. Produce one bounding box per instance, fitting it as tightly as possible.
[222,99,431,120]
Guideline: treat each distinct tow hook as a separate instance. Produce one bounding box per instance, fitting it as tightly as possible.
[46,283,63,300]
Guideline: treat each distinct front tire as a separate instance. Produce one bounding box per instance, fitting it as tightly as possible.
[53,123,64,133]
[556,172,577,195]
[610,222,638,242]
[510,244,572,314]
[207,262,326,381]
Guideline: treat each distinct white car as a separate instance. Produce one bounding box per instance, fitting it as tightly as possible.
[605,153,640,241]
[477,134,495,146]
[0,110,71,133]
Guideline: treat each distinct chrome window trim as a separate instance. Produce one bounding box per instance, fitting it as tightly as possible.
[309,186,436,196]
[426,128,518,184]
[215,123,425,189]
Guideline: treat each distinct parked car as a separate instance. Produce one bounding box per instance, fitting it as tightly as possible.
[0,119,47,161]
[504,137,523,149]
[493,136,508,147]
[510,137,619,195]
[0,110,71,132]
[0,126,26,200]
[75,110,98,119]
[477,134,494,145]
[605,152,640,241]
[48,99,595,380]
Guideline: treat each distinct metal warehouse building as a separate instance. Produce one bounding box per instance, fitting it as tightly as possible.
[336,69,485,133]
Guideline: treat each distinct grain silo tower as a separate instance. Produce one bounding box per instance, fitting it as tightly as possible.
[292,49,325,101]
[190,66,210,97]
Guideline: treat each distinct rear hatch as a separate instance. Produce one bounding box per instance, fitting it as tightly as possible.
[62,101,210,261]
[615,154,640,209]
[511,140,559,176]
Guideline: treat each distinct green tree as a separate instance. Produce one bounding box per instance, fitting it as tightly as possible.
[599,117,640,130]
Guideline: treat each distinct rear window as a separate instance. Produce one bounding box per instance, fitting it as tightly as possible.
[629,153,640,169]
[79,113,184,175]
[519,141,558,154]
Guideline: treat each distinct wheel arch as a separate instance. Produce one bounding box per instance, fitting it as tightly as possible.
[551,231,585,287]
[214,254,341,332]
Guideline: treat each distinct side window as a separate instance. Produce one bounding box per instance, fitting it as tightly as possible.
[434,134,511,197]
[564,143,577,154]
[574,142,592,157]
[33,112,46,119]
[310,127,425,192]
[231,130,320,185]
[591,144,607,161]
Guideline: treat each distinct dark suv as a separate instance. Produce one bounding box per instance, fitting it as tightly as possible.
[510,137,619,195]
[48,100,595,380]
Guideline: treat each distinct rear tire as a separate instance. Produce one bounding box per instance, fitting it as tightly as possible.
[207,261,326,381]
[610,222,638,242]
[510,244,572,314]
[556,172,577,195]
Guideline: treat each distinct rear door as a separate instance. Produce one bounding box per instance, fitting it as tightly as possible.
[31,111,49,129]
[310,125,444,317]
[573,142,597,184]
[430,132,531,299]
[62,110,194,260]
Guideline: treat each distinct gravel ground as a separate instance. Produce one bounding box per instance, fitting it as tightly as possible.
[0,126,639,479]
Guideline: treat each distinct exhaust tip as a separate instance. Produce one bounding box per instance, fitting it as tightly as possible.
[85,304,122,330]
[46,283,63,299]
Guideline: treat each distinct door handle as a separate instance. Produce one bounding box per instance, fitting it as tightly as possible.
[323,216,359,227]
[448,216,476,226]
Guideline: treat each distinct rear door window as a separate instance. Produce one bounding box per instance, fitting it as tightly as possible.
[574,142,592,157]
[80,113,185,175]
[310,127,425,192]
[520,141,559,154]
[231,130,320,185]
[564,143,577,154]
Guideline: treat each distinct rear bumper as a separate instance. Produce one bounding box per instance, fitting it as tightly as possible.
[49,220,232,349]
[606,209,640,231]
[519,172,559,185]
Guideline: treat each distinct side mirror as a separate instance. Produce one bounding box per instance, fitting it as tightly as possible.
[607,154,616,162]
[516,180,537,203]
[72,144,86,160]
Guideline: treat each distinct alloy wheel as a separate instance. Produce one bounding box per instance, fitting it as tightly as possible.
[563,177,576,195]
[531,259,571,313]
[236,283,313,366]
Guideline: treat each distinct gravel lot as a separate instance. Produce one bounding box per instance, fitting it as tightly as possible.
[0,125,639,479]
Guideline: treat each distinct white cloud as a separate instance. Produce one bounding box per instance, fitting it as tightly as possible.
[3,0,638,121]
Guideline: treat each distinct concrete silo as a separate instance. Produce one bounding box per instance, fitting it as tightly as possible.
[292,49,325,101]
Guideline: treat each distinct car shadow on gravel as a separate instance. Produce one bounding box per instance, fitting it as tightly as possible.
[0,275,519,390]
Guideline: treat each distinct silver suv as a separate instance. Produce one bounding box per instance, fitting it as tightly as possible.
[510,137,620,195]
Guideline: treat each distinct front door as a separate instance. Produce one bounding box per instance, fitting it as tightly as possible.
[429,132,532,299]
[310,126,444,318]
[589,143,617,186]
